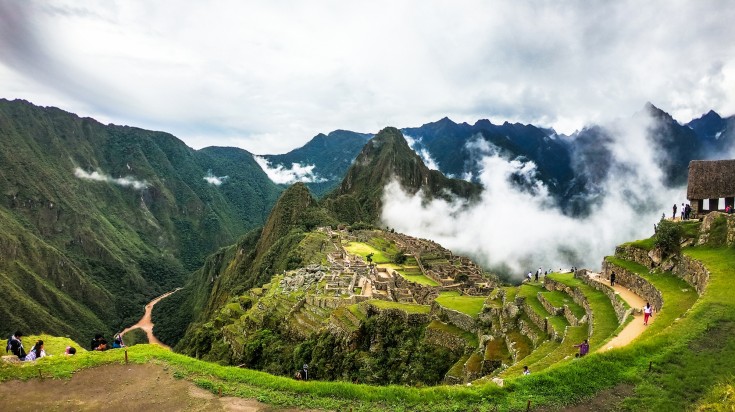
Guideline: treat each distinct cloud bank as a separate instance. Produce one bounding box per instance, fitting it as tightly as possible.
[74,167,148,190]
[253,155,327,185]
[1,1,734,153]
[382,113,681,280]
[404,134,440,171]
[203,171,228,186]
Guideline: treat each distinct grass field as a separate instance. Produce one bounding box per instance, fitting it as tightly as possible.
[434,291,486,317]
[367,300,431,314]
[427,320,479,348]
[343,242,391,263]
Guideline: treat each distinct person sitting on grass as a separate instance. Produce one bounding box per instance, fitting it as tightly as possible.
[24,340,46,361]
[574,339,589,357]
[7,331,26,360]
[523,366,530,375]
[95,338,109,351]
[65,346,77,356]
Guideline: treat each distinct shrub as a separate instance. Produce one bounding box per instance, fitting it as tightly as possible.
[654,219,683,257]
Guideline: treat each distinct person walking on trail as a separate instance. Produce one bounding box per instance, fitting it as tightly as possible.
[672,204,677,220]
[644,302,654,326]
[574,339,590,357]
[527,271,533,282]
[535,267,542,282]
[6,331,26,360]
[610,271,616,287]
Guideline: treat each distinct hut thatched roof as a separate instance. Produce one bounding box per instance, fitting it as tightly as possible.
[687,160,735,200]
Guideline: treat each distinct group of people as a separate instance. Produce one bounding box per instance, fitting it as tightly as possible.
[526,266,578,282]
[5,331,125,362]
[5,331,76,362]
[672,203,692,220]
[90,333,125,351]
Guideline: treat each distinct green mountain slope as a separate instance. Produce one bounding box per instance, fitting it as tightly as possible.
[0,99,282,344]
[325,127,481,223]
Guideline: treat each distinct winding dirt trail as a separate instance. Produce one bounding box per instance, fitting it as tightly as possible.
[120,288,181,349]
[588,273,654,352]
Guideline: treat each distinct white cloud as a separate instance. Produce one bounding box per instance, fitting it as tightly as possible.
[1,1,734,153]
[253,155,327,185]
[203,170,228,186]
[404,134,440,171]
[381,112,681,280]
[74,167,148,190]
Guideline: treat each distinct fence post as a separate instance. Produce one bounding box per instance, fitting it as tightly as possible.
[648,361,652,372]
[218,387,222,397]
[125,349,128,364]
[527,399,532,411]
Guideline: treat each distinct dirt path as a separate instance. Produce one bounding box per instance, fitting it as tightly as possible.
[0,363,301,411]
[120,288,181,349]
[588,273,654,351]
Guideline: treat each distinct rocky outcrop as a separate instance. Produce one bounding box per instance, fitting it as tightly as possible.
[615,245,655,268]
[425,326,471,353]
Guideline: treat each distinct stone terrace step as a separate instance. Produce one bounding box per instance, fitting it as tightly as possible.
[546,273,620,350]
[518,284,569,341]
[524,325,588,375]
[497,339,560,378]
[603,257,698,336]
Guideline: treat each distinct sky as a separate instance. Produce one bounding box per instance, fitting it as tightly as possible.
[1,0,735,154]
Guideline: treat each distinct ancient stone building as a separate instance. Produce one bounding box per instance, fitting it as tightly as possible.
[687,159,735,216]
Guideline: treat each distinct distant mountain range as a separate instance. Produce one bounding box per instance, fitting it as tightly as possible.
[263,104,734,215]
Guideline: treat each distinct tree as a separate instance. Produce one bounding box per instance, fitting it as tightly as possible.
[654,218,683,257]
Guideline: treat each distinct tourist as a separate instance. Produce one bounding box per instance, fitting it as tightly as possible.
[65,346,77,356]
[523,366,530,375]
[685,203,692,220]
[574,339,589,357]
[24,340,46,361]
[535,267,541,282]
[681,203,685,220]
[644,302,653,326]
[95,338,109,351]
[90,333,103,351]
[7,331,26,360]
[672,204,677,220]
[300,364,309,381]
[527,271,533,282]
[610,271,616,287]
[112,334,124,349]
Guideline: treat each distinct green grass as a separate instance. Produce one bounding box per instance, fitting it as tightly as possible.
[623,237,656,250]
[517,284,569,336]
[546,273,619,349]
[541,290,586,319]
[367,300,431,314]
[427,320,479,348]
[395,270,440,286]
[23,334,86,357]
[498,339,560,378]
[604,257,698,337]
[343,242,391,263]
[434,291,486,318]
[525,326,588,375]
[506,330,532,362]
[484,337,511,363]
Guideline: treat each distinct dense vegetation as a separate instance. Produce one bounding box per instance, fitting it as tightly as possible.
[0,99,282,344]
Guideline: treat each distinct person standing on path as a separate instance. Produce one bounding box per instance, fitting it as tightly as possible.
[672,204,677,220]
[643,302,653,325]
[610,271,616,287]
[535,267,541,282]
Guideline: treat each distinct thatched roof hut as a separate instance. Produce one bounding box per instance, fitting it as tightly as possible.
[687,160,735,200]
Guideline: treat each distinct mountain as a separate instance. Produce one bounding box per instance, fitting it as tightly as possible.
[326,127,481,223]
[0,99,282,344]
[262,130,372,197]
[686,109,735,157]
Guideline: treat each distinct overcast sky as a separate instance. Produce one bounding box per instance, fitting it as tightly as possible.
[1,0,734,154]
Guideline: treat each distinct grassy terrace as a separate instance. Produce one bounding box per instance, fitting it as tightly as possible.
[517,284,569,336]
[344,241,391,263]
[605,256,698,337]
[497,339,560,378]
[524,325,588,375]
[546,272,618,350]
[540,289,586,320]
[434,291,486,317]
[367,300,431,314]
[3,244,731,410]
[427,320,479,348]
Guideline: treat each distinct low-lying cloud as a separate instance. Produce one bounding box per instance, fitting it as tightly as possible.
[382,114,682,280]
[74,167,148,190]
[404,134,440,171]
[253,155,327,184]
[203,170,228,186]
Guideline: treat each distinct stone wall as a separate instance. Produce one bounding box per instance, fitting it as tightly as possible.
[538,292,564,316]
[601,261,663,311]
[425,327,470,353]
[520,299,546,334]
[671,255,710,296]
[433,303,477,333]
[576,271,632,321]
[615,245,655,268]
[544,277,594,338]
[518,318,543,347]
[394,273,439,304]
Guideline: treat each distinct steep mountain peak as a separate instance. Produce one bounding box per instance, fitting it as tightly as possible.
[256,182,318,256]
[474,119,495,128]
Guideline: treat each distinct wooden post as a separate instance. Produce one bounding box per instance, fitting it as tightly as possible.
[124,349,128,364]
[38,369,42,379]
[526,399,531,411]
[648,361,652,372]
[218,387,222,397]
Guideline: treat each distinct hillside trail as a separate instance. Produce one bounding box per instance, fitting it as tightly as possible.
[0,363,307,411]
[120,288,181,349]
[587,273,654,352]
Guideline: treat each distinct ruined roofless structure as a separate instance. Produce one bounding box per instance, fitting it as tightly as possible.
[687,159,735,216]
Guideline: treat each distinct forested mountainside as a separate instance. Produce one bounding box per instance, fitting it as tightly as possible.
[157,127,481,347]
[0,99,282,344]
